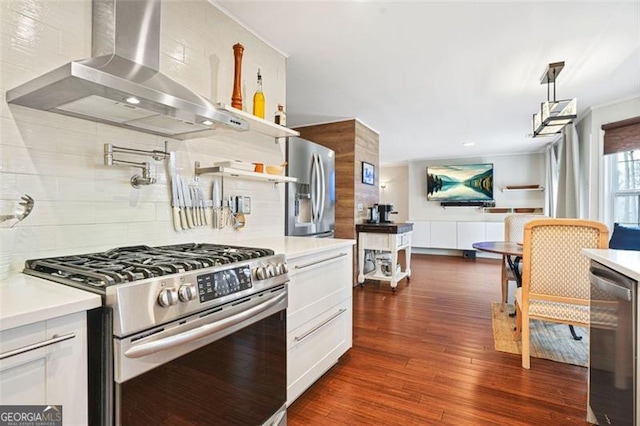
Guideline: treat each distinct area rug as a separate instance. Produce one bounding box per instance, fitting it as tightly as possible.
[491,302,588,367]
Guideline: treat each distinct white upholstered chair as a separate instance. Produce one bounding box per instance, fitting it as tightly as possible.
[513,218,609,369]
[500,214,545,312]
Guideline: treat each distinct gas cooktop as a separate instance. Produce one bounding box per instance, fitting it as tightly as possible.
[24,243,288,337]
[23,243,275,288]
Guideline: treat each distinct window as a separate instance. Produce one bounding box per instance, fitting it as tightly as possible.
[608,150,640,225]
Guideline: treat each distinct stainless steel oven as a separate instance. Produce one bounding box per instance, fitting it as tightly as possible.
[24,243,289,426]
[589,260,637,426]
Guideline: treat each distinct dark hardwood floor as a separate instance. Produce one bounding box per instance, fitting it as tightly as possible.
[287,254,589,425]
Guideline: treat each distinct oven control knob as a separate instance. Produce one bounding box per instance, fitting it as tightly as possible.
[265,264,276,278]
[255,266,267,280]
[178,284,198,302]
[276,262,288,275]
[158,288,179,307]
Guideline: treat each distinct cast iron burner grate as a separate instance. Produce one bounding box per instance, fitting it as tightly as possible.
[23,243,275,288]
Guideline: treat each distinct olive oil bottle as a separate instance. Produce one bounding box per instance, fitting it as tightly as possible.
[252,69,265,118]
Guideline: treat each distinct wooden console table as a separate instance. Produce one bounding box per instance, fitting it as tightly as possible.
[356,223,413,291]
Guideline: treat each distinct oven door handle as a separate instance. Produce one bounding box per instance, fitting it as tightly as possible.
[124,292,286,359]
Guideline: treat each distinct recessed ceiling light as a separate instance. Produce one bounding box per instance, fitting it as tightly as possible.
[125,96,140,105]
[463,142,475,147]
[202,120,214,126]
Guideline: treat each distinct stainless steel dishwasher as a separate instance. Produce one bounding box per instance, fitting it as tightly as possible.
[589,260,637,426]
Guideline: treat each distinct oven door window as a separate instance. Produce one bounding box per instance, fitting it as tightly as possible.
[117,311,286,425]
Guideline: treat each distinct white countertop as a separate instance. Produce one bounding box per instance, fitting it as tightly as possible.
[0,274,101,332]
[582,249,640,282]
[241,236,355,259]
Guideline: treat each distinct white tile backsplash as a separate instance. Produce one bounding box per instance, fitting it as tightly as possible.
[8,105,99,134]
[0,0,288,274]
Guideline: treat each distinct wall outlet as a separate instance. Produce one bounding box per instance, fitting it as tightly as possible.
[234,196,251,214]
[357,203,364,212]
[243,196,251,214]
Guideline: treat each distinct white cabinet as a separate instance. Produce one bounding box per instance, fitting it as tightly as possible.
[286,247,353,405]
[0,311,88,425]
[456,222,486,250]
[485,222,505,241]
[430,221,458,249]
[411,221,430,247]
[411,220,505,252]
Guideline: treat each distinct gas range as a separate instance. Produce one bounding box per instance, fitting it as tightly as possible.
[23,243,288,337]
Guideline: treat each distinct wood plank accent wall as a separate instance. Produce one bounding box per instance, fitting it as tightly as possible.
[294,119,380,240]
[355,120,381,228]
[295,120,380,285]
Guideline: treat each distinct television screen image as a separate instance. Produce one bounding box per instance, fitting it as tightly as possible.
[426,163,494,201]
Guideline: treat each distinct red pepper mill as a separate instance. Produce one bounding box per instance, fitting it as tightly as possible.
[231,43,244,110]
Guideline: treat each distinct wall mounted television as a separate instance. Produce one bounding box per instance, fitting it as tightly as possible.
[426,163,494,201]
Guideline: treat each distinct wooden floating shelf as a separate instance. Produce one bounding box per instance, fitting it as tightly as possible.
[194,163,297,183]
[216,103,300,138]
[501,185,544,192]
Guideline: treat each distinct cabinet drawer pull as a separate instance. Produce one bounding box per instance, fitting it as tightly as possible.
[294,308,347,342]
[0,332,76,361]
[294,253,348,270]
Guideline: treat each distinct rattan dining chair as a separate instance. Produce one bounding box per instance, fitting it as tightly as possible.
[513,218,609,369]
[500,214,545,312]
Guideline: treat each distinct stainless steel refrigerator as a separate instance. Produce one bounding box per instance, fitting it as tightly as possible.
[285,137,335,237]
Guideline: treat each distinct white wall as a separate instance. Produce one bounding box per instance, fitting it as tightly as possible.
[379,165,408,223]
[407,154,545,222]
[576,96,640,222]
[0,0,287,273]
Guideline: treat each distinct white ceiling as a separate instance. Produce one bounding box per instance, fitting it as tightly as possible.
[216,1,640,165]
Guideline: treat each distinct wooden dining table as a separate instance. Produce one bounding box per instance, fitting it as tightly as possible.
[472,241,523,287]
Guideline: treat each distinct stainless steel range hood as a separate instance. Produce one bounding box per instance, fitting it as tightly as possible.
[6,0,248,138]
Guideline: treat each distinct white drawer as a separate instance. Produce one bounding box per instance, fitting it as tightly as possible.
[360,233,391,250]
[0,322,47,354]
[287,249,352,332]
[397,231,411,248]
[360,232,411,251]
[287,298,352,405]
[0,322,47,374]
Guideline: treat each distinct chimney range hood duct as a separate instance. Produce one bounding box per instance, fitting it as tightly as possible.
[6,0,248,138]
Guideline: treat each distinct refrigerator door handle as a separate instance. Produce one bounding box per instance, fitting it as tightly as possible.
[314,153,322,223]
[317,154,326,223]
[310,153,319,223]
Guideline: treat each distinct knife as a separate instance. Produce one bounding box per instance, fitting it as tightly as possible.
[168,152,182,232]
[199,188,210,226]
[181,177,195,229]
[192,187,201,226]
[176,174,188,230]
[192,186,202,226]
[212,180,221,229]
[189,186,198,226]
[199,188,207,226]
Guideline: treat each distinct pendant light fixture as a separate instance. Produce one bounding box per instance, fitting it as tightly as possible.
[532,61,577,137]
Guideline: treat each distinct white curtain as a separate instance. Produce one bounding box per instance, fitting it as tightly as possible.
[544,123,580,218]
[544,143,557,216]
[555,123,580,218]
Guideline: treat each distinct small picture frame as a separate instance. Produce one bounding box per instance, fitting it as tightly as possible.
[362,162,375,185]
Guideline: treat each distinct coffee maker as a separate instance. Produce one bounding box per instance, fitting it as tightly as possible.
[366,204,380,224]
[367,204,397,224]
[377,204,397,223]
